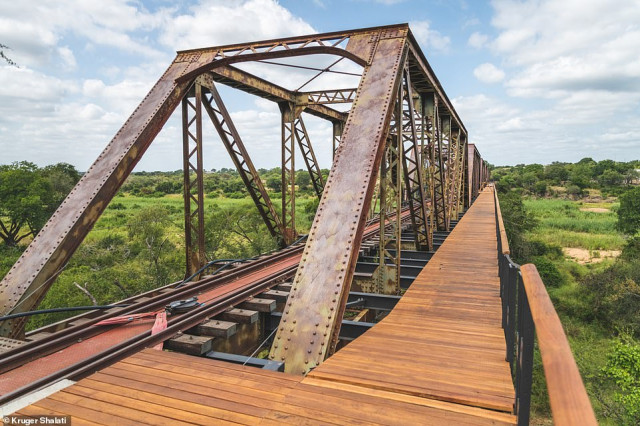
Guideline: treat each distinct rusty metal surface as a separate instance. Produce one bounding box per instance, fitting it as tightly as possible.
[269,28,408,375]
[198,75,285,242]
[294,116,325,199]
[210,66,346,122]
[399,67,431,251]
[182,84,207,276]
[280,102,297,244]
[304,89,357,105]
[0,55,206,338]
[0,25,405,338]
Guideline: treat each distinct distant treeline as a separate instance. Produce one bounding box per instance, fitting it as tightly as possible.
[491,158,640,197]
[120,167,330,199]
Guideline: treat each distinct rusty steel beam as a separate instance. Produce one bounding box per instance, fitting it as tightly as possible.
[303,88,357,105]
[198,75,285,243]
[405,35,466,136]
[209,66,346,122]
[430,98,448,232]
[176,24,415,83]
[0,56,206,338]
[279,102,299,244]
[399,67,431,251]
[269,26,408,375]
[182,85,207,276]
[374,101,403,295]
[332,120,343,160]
[293,116,325,199]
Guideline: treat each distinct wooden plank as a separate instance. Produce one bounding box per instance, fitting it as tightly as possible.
[219,308,259,323]
[193,319,237,338]
[238,297,276,313]
[309,187,516,414]
[260,289,290,303]
[163,334,213,355]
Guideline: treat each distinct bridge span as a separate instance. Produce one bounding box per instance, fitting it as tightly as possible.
[1,24,596,424]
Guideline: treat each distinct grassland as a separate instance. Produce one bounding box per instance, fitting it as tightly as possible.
[523,197,628,424]
[524,199,624,251]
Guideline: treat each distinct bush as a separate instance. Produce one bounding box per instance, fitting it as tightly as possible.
[617,187,640,235]
[582,260,640,337]
[108,202,126,210]
[533,256,565,287]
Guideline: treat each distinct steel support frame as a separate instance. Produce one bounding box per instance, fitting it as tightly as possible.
[399,68,431,251]
[182,85,207,277]
[332,120,343,160]
[293,116,325,199]
[270,27,409,374]
[279,102,300,244]
[374,105,403,295]
[198,75,285,243]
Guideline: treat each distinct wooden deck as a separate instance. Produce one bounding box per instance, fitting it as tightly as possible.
[15,187,515,425]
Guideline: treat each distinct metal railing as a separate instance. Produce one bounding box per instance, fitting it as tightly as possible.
[492,185,597,426]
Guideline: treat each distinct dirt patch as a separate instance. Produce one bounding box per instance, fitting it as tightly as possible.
[563,247,621,264]
[579,207,610,213]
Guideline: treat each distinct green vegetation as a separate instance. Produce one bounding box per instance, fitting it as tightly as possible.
[497,157,640,424]
[0,166,324,330]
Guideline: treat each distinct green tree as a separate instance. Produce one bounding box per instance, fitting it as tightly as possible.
[296,171,312,191]
[0,162,54,246]
[599,169,624,187]
[617,187,640,235]
[544,162,569,184]
[498,191,538,261]
[127,206,175,286]
[266,175,282,193]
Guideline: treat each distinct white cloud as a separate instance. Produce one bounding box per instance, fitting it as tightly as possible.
[473,63,505,84]
[409,20,451,52]
[491,0,640,96]
[459,0,640,164]
[468,32,488,48]
[160,0,315,51]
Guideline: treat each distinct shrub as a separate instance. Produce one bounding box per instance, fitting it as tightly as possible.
[533,256,565,288]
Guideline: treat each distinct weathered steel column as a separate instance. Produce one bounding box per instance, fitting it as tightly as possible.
[182,84,207,277]
[332,120,343,161]
[375,96,403,295]
[279,102,298,245]
[269,28,408,375]
[400,68,431,251]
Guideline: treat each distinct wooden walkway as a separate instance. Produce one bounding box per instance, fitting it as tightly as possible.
[15,187,515,425]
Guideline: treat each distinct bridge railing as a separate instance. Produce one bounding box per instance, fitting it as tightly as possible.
[492,186,597,426]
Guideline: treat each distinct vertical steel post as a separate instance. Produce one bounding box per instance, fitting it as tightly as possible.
[182,84,206,277]
[400,68,431,251]
[376,93,403,295]
[279,102,297,244]
[332,120,343,161]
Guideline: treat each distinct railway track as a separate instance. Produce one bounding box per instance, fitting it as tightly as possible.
[0,210,412,404]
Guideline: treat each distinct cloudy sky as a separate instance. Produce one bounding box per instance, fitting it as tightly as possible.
[1,0,638,171]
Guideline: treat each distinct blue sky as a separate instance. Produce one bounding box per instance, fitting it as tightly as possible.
[1,0,638,171]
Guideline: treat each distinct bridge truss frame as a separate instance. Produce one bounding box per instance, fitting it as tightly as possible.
[0,25,485,376]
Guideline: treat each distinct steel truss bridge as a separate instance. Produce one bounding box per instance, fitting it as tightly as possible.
[0,24,595,425]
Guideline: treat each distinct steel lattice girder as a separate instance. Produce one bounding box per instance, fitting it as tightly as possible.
[182,85,207,276]
[0,24,469,344]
